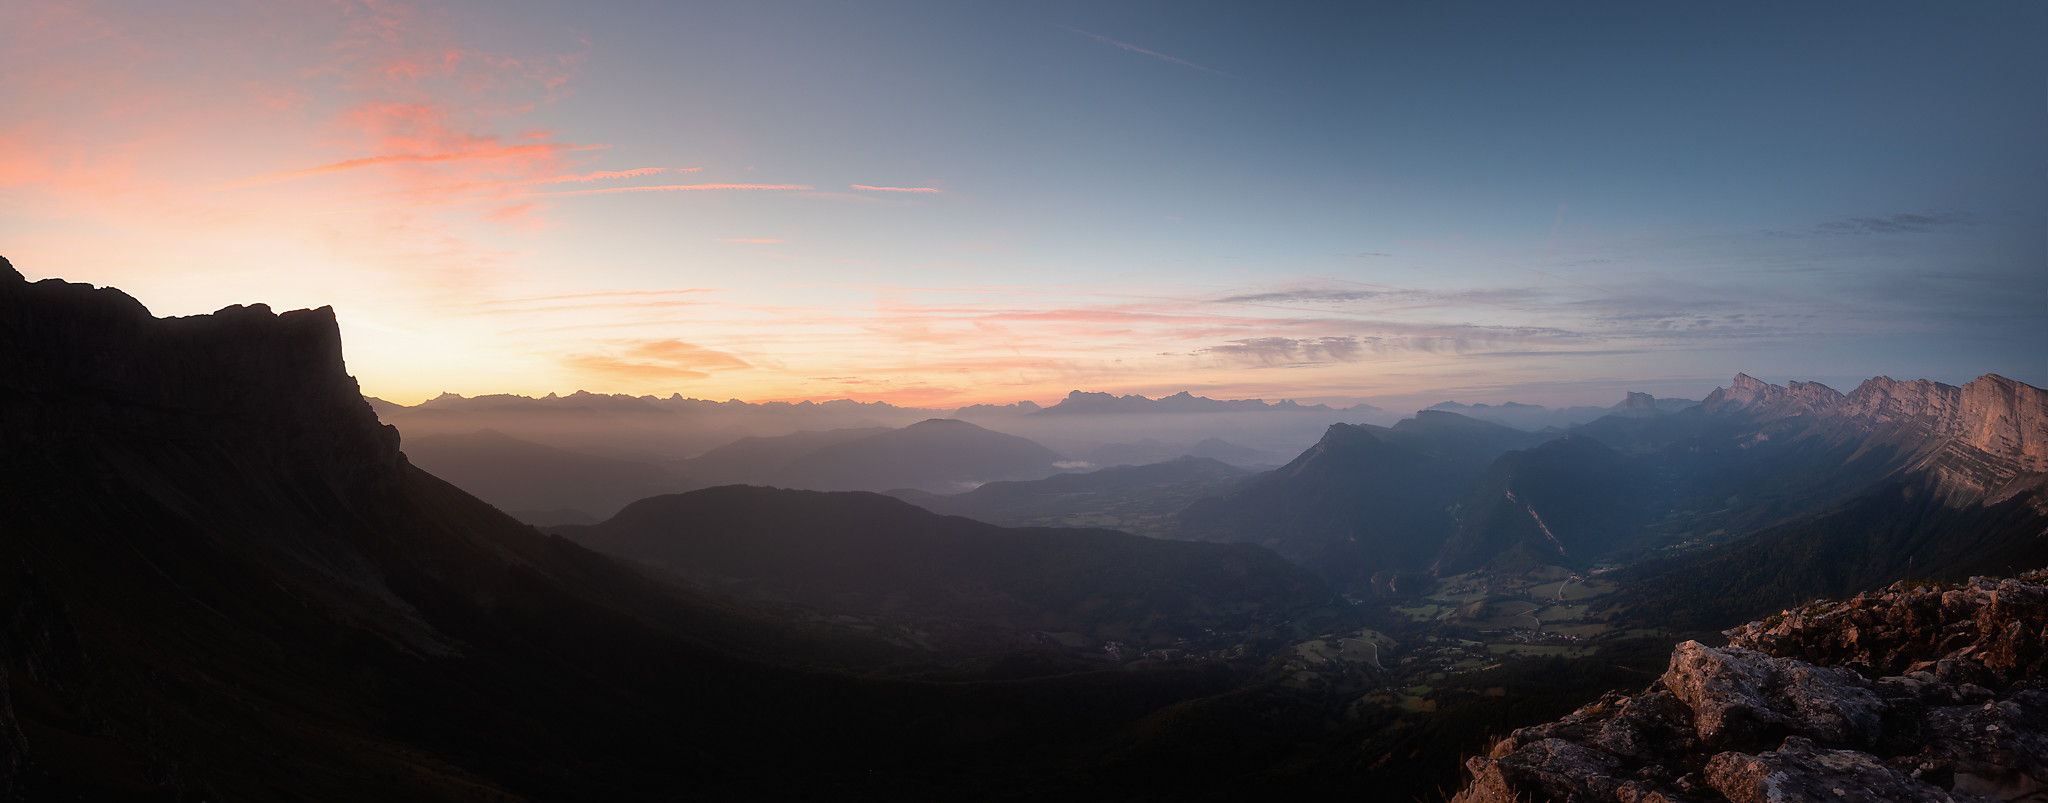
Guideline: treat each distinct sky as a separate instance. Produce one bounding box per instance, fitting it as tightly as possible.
[3,1,2042,409]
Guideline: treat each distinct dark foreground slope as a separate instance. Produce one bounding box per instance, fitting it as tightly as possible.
[1455,570,2048,803]
[0,262,800,799]
[0,261,1334,800]
[559,484,1350,658]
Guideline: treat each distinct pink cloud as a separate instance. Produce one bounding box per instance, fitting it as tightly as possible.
[513,167,690,185]
[226,140,607,188]
[559,339,755,386]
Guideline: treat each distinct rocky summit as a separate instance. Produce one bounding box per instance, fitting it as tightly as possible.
[1454,570,2048,803]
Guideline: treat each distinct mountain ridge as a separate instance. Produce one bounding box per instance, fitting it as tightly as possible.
[1702,372,2047,502]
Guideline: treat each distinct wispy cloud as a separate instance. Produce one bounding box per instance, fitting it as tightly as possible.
[224,141,608,188]
[851,184,943,193]
[559,339,755,385]
[1061,26,1238,79]
[512,167,692,185]
[1813,211,1971,236]
[540,183,813,197]
[1199,336,1367,365]
[1217,288,1389,304]
[460,288,719,315]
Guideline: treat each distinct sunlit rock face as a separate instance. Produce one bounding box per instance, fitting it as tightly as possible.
[1699,372,2048,504]
[1452,571,2048,803]
[1702,373,1846,419]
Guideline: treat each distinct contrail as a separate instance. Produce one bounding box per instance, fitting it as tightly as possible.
[1061,26,1239,80]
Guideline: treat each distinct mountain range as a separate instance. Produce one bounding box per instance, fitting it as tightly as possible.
[1170,369,2047,617]
[5,255,2043,800]
[1424,391,1698,431]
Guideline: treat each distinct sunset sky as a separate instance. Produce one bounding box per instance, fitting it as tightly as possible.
[4,1,2042,409]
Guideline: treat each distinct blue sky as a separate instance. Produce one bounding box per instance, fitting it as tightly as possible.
[3,1,2041,406]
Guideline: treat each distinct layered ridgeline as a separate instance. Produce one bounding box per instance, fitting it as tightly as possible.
[1171,373,2048,621]
[1454,571,2048,803]
[1424,390,1699,431]
[403,416,1071,524]
[401,428,686,525]
[887,455,1255,537]
[376,385,1397,521]
[0,260,1367,799]
[1175,411,1551,591]
[679,417,1067,493]
[555,485,1352,659]
[1598,373,2048,629]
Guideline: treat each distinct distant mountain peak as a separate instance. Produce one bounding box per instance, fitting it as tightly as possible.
[1036,389,1348,415]
[1702,373,1842,417]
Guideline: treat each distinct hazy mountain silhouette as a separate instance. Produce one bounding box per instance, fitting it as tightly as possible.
[765,418,1067,492]
[1424,392,1699,431]
[1180,371,2045,606]
[1177,412,1547,590]
[402,428,698,524]
[889,455,1253,536]
[669,425,892,484]
[1034,389,1362,416]
[1432,433,1659,575]
[1079,436,1285,469]
[559,484,1350,655]
[380,390,936,461]
[668,418,1066,492]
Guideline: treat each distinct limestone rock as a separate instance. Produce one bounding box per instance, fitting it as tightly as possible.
[1703,736,1977,803]
[1661,642,1885,749]
[1453,570,2048,803]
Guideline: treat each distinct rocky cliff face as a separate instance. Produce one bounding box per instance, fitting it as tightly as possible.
[1841,375,2048,476]
[1700,372,2047,503]
[1702,374,1847,419]
[1453,570,2048,803]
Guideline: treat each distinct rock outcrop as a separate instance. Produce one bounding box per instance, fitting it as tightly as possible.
[1618,391,1663,416]
[1453,571,2048,803]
